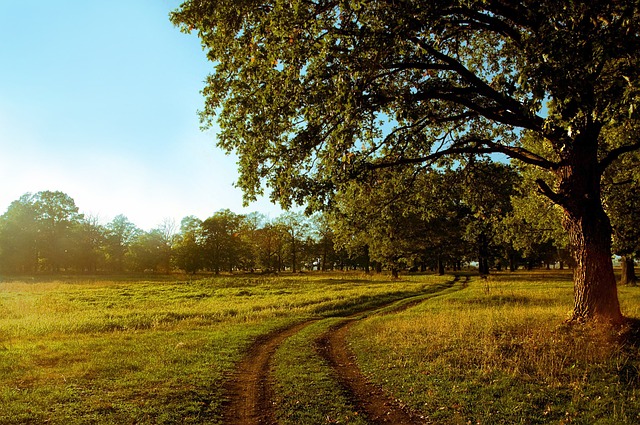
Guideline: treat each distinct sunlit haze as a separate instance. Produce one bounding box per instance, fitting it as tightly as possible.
[0,1,283,230]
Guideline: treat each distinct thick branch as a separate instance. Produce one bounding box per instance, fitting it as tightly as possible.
[413,88,536,129]
[535,178,563,206]
[480,140,557,169]
[366,135,557,172]
[447,7,523,44]
[485,0,538,29]
[365,146,486,170]
[409,37,544,131]
[384,62,454,72]
[599,140,640,173]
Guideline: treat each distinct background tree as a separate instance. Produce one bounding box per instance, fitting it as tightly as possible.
[459,161,520,274]
[128,230,172,273]
[410,168,469,274]
[172,1,640,322]
[104,215,141,273]
[70,215,106,273]
[201,209,246,273]
[0,194,39,273]
[31,191,83,272]
[274,212,309,273]
[310,214,338,272]
[329,166,464,277]
[155,219,178,273]
[173,216,205,274]
[253,222,286,272]
[500,154,569,271]
[603,150,640,286]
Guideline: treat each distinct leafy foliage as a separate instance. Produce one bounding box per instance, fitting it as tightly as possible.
[0,191,84,273]
[171,0,640,208]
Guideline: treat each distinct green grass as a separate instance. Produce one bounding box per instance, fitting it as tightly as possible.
[0,272,448,424]
[271,275,463,424]
[3,271,639,424]
[272,318,369,425]
[348,271,640,424]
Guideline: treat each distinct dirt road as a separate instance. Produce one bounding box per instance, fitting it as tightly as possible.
[221,278,462,424]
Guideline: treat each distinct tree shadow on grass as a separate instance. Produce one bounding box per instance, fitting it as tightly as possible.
[617,318,640,386]
[620,318,640,347]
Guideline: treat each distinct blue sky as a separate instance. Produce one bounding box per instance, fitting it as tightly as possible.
[0,0,282,230]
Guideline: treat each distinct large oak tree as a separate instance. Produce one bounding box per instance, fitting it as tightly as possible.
[172,0,640,322]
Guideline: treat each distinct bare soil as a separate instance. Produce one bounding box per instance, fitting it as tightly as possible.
[221,321,314,425]
[316,320,426,424]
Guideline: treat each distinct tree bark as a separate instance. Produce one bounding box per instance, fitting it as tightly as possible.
[477,233,490,275]
[563,206,622,322]
[291,239,297,273]
[363,245,371,274]
[437,255,445,275]
[478,258,490,275]
[321,240,328,272]
[620,256,638,286]
[548,130,623,323]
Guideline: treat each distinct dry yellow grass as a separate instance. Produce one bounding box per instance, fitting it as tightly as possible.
[349,271,640,424]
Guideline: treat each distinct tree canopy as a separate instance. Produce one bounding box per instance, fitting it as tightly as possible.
[172,0,638,204]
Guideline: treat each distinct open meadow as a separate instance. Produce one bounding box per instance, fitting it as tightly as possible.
[0,271,639,424]
[0,272,449,424]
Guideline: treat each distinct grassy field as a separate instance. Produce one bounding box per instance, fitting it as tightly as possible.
[347,271,640,424]
[0,272,449,424]
[1,271,639,424]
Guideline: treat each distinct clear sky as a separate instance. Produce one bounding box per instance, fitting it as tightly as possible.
[0,0,283,231]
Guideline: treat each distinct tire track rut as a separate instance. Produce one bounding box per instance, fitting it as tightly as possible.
[221,276,465,424]
[316,321,425,424]
[221,321,314,424]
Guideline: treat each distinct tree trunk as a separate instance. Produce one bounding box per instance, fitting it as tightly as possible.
[547,130,623,323]
[364,245,371,274]
[437,255,445,275]
[620,256,638,286]
[478,258,489,275]
[509,252,517,272]
[478,233,490,275]
[321,241,328,272]
[391,266,399,279]
[375,262,382,273]
[563,206,622,322]
[291,239,297,273]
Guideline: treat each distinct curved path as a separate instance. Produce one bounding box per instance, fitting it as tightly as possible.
[221,276,464,424]
[316,321,425,424]
[221,321,315,424]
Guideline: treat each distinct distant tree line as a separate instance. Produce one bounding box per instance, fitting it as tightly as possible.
[0,192,346,275]
[0,170,637,283]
